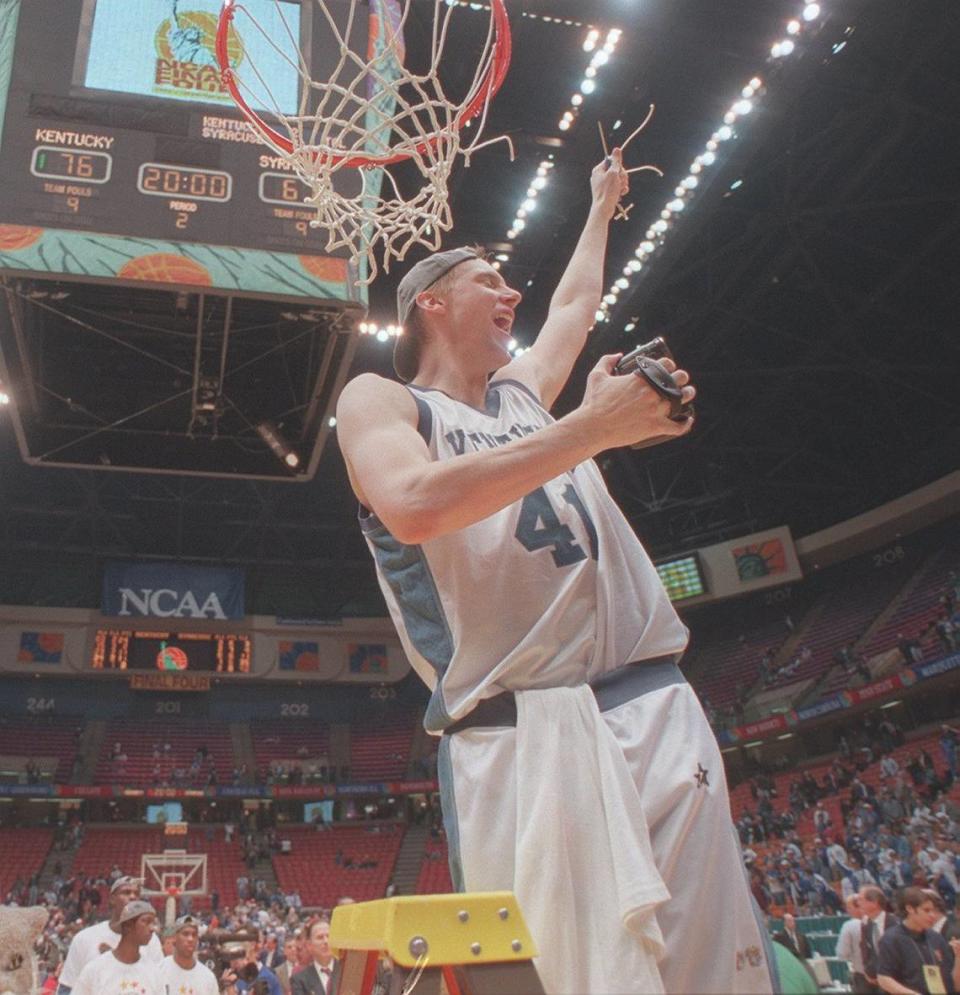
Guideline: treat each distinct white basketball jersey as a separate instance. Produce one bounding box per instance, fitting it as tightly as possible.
[361,379,688,731]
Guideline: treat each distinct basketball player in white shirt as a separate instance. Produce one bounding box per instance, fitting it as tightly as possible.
[57,875,164,994]
[158,915,218,995]
[338,150,776,993]
[72,900,161,995]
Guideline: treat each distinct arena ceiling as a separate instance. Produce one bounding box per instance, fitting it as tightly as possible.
[0,0,958,614]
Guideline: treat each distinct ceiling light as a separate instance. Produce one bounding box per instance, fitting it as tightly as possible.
[701,150,716,165]
[627,259,642,272]
[513,218,525,231]
[750,76,762,89]
[284,452,300,468]
[717,125,733,141]
[615,277,629,290]
[358,321,369,333]
[507,228,517,239]
[580,78,596,94]
[558,118,571,131]
[733,99,753,115]
[327,416,337,428]
[786,19,801,35]
[603,294,617,305]
[583,29,599,52]
[571,93,583,107]
[516,209,527,219]
[653,219,668,233]
[592,50,610,67]
[624,322,636,332]
[640,240,655,253]
[532,176,547,190]
[723,110,736,124]
[522,198,536,212]
[0,390,9,406]
[508,338,517,351]
[802,3,821,21]
[495,253,509,261]
[667,198,685,212]
[377,329,388,342]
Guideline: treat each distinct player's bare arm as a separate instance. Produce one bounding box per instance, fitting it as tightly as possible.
[496,148,629,409]
[337,359,694,545]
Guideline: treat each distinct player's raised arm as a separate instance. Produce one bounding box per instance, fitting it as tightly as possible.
[336,359,692,546]
[499,148,629,409]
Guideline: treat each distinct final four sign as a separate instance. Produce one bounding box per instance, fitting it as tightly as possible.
[102,561,245,620]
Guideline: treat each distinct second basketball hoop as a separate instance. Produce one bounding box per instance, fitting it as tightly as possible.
[217,0,512,282]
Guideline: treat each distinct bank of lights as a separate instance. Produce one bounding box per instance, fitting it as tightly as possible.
[358,321,403,344]
[558,27,622,132]
[597,0,830,327]
[505,160,555,242]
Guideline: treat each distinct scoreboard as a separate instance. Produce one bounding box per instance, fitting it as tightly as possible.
[0,0,377,298]
[92,629,252,673]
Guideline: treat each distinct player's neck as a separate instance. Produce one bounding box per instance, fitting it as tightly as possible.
[174,952,196,971]
[112,938,141,965]
[411,353,492,412]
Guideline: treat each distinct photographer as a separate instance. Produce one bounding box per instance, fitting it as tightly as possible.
[221,942,281,995]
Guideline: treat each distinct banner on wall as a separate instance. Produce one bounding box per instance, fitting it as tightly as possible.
[102,562,245,620]
[717,651,960,746]
[17,631,64,664]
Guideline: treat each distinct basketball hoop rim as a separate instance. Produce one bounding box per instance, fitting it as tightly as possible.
[216,0,512,169]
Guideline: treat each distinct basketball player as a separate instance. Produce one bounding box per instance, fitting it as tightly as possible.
[336,149,776,993]
[57,875,164,994]
[158,915,219,995]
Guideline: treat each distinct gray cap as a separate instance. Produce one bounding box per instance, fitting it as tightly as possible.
[173,914,200,932]
[110,875,142,895]
[117,900,156,926]
[393,246,480,382]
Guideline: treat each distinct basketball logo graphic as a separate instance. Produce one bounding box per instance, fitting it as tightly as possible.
[155,8,243,68]
[298,255,349,283]
[0,225,43,251]
[118,253,213,286]
[157,642,189,671]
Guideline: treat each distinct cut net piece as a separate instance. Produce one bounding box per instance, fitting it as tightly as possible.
[218,0,512,283]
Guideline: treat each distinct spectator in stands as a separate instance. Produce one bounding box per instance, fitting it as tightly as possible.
[897,633,924,666]
[225,942,283,995]
[774,912,812,961]
[937,615,957,655]
[56,875,163,995]
[837,893,869,993]
[860,884,899,993]
[940,725,960,779]
[881,753,901,779]
[926,889,960,943]
[292,918,339,995]
[877,886,960,995]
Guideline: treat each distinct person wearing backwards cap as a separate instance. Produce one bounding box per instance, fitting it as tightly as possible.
[158,915,218,995]
[57,876,164,994]
[336,148,774,993]
[71,900,161,995]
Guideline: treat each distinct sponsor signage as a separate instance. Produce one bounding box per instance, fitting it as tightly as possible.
[129,672,211,692]
[717,651,960,746]
[103,561,245,620]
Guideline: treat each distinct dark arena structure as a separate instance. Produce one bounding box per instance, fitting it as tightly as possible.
[0,1,958,993]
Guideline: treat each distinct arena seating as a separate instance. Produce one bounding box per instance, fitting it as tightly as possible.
[252,719,331,778]
[415,836,452,894]
[272,824,404,907]
[860,544,960,662]
[0,718,80,782]
[94,719,234,787]
[0,828,54,898]
[349,710,416,781]
[71,826,244,910]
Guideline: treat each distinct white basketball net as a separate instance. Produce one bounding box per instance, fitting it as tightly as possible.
[223,0,511,283]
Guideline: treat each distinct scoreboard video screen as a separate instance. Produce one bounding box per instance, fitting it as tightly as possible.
[92,629,252,673]
[656,553,707,603]
[0,0,366,257]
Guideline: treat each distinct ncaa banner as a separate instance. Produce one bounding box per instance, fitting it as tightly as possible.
[102,561,245,620]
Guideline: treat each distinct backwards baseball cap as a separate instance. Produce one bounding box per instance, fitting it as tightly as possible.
[173,914,200,932]
[393,246,481,382]
[117,900,156,926]
[110,875,142,894]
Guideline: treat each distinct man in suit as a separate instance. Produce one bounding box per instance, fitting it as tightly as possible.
[774,913,813,961]
[859,885,898,993]
[292,918,340,995]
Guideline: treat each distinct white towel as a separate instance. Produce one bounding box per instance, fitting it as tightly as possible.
[514,684,668,995]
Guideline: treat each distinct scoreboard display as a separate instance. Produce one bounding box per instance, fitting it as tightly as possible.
[0,0,367,260]
[655,553,707,603]
[92,629,252,673]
